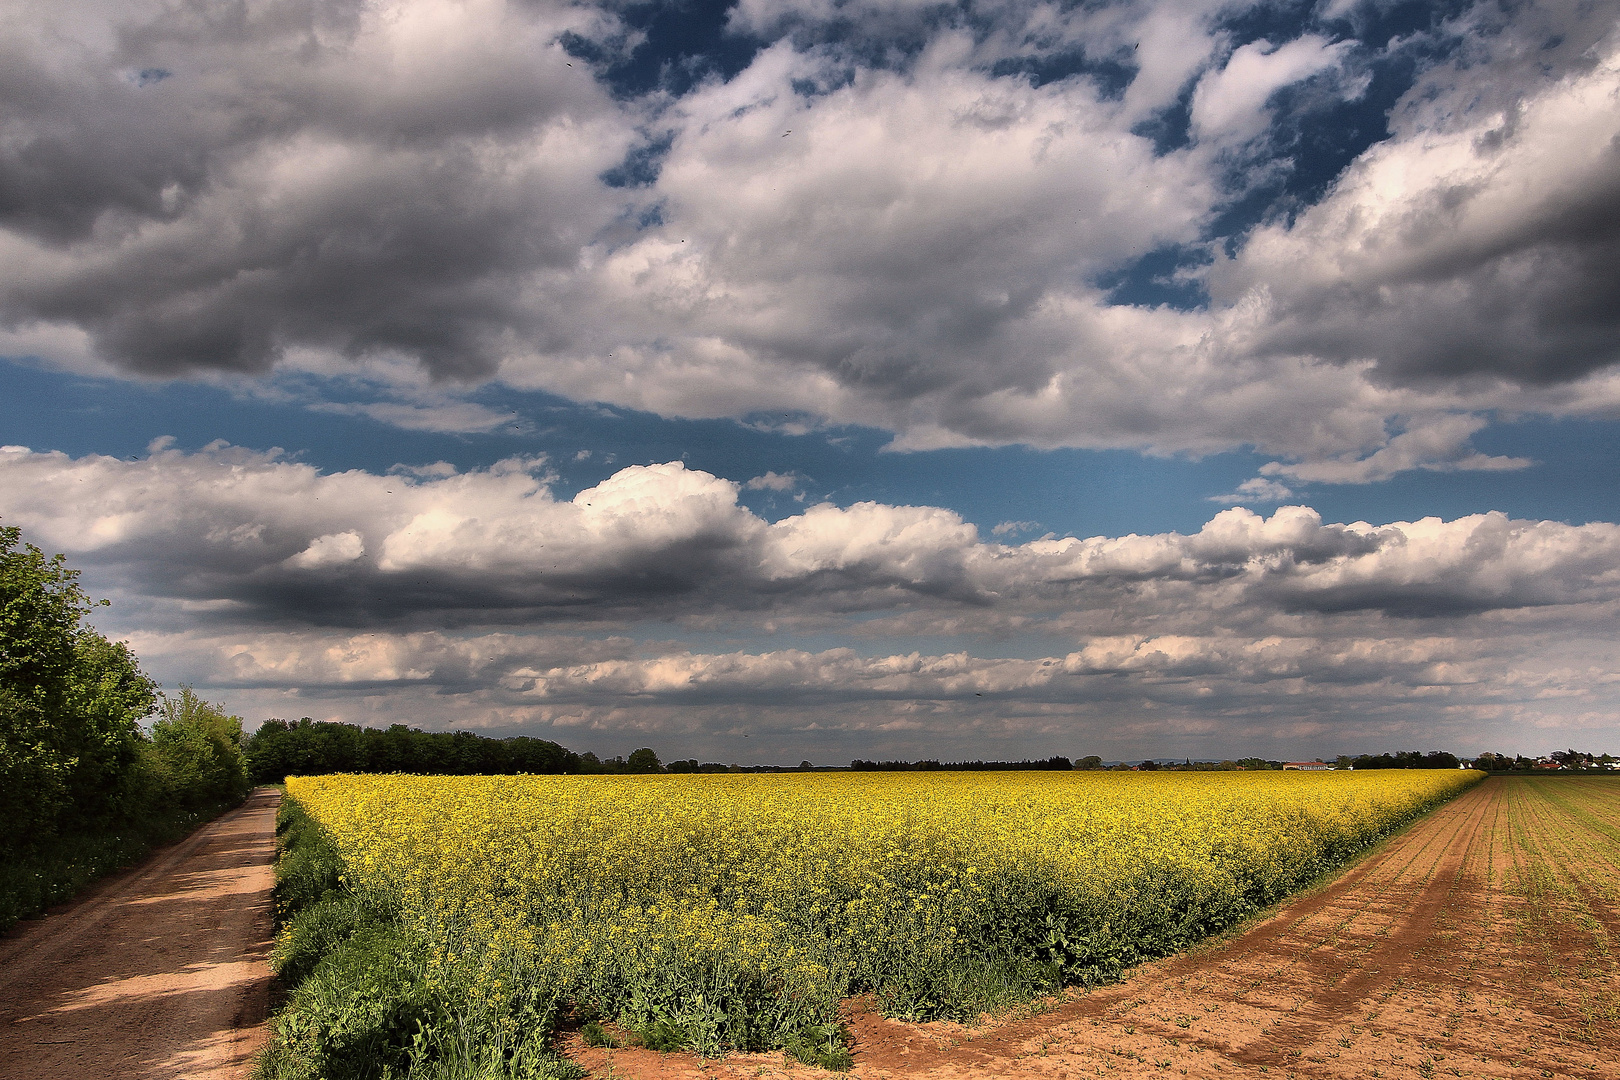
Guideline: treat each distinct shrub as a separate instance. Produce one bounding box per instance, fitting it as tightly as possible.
[1,526,253,929]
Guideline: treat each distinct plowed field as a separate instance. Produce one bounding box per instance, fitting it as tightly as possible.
[566,776,1620,1079]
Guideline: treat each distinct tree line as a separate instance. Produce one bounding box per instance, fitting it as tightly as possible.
[848,756,1074,771]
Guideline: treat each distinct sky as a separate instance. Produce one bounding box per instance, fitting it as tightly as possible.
[1,0,1618,764]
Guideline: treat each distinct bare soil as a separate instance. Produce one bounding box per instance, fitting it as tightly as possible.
[0,788,279,1080]
[564,777,1620,1080]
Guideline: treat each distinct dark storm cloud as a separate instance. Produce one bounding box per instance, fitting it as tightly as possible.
[0,0,632,378]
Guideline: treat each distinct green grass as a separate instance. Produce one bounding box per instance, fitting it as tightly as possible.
[0,798,244,932]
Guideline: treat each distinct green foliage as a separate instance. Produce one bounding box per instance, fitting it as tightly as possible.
[245,719,582,783]
[666,759,731,773]
[273,893,383,988]
[635,1018,688,1052]
[272,797,350,925]
[578,1021,617,1048]
[625,747,661,773]
[0,817,199,929]
[262,921,585,1080]
[782,1022,853,1072]
[1344,750,1461,770]
[267,925,436,1080]
[0,527,254,929]
[150,686,252,807]
[0,525,157,840]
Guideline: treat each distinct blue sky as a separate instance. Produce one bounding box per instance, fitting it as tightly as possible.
[6,358,1620,537]
[1,0,1617,763]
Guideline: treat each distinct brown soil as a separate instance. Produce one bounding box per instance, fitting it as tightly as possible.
[0,788,279,1079]
[564,777,1620,1080]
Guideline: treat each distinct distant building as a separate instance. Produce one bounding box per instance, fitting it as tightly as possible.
[1283,761,1334,771]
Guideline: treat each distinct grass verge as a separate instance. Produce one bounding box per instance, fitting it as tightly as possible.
[0,796,248,933]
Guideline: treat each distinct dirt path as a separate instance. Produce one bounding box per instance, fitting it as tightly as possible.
[0,788,279,1080]
[567,777,1620,1079]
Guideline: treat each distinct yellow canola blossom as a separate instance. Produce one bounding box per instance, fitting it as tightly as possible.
[286,769,1479,1040]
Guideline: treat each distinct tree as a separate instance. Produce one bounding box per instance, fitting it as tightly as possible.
[626,747,662,773]
[149,687,250,807]
[1,526,157,841]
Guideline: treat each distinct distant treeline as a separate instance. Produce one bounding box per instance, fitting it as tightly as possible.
[849,756,1073,771]
[244,717,1616,784]
[1473,749,1616,772]
[247,718,590,783]
[1340,751,1460,770]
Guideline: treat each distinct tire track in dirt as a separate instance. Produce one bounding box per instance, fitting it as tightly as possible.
[0,788,279,1080]
[1218,779,1496,1067]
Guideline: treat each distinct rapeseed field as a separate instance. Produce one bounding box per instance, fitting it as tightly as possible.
[281,769,1480,1063]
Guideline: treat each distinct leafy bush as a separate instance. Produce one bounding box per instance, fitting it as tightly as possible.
[272,798,348,924]
[0,525,252,929]
[273,893,382,988]
[149,686,252,808]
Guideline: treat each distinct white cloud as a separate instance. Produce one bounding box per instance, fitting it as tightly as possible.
[1190,35,1353,146]
[1208,31,1620,390]
[1258,414,1531,485]
[5,445,1617,624]
[308,399,526,435]
[0,1,1617,484]
[2,444,1618,756]
[1208,477,1293,505]
[744,471,800,492]
[286,531,365,570]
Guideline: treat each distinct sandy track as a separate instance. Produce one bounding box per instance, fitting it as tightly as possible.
[566,778,1620,1079]
[0,788,279,1080]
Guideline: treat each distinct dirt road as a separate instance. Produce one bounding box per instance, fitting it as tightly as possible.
[567,777,1620,1079]
[0,788,279,1080]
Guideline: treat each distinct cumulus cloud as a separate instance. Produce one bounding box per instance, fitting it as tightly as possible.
[1257,414,1531,485]
[1208,477,1293,505]
[1,443,1617,757]
[0,1,1617,482]
[6,445,1619,626]
[744,471,800,492]
[1190,35,1353,146]
[1209,19,1620,389]
[0,0,633,379]
[285,531,365,570]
